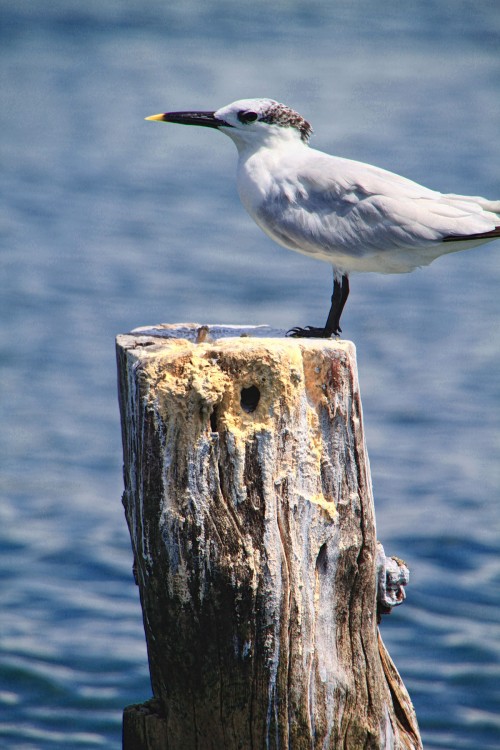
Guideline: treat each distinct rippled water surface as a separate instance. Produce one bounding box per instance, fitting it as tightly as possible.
[1,2,499,748]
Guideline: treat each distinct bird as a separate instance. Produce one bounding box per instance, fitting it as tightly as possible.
[146,98,500,337]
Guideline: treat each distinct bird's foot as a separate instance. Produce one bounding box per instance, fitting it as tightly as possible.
[287,325,340,339]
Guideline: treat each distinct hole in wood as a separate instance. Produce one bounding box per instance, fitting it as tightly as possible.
[210,406,218,433]
[316,543,328,574]
[240,385,260,413]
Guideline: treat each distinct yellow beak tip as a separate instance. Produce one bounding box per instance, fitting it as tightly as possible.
[145,114,166,122]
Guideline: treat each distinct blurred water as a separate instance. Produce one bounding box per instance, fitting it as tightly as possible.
[1,1,499,748]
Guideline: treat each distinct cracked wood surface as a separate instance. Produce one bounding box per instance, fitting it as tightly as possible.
[117,324,422,750]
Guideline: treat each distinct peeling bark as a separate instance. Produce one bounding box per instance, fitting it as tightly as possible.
[117,324,422,750]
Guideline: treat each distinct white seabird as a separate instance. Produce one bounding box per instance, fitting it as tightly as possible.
[146,98,500,337]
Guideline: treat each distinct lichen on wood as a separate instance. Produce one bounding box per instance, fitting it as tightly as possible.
[117,324,422,749]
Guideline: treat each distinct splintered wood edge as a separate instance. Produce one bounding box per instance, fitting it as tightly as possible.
[378,630,423,749]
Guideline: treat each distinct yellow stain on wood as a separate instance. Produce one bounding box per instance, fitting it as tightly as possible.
[307,493,337,520]
[125,334,357,517]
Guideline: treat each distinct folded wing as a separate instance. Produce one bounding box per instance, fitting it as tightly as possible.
[257,152,500,273]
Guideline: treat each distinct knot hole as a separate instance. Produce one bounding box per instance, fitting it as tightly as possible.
[240,385,260,413]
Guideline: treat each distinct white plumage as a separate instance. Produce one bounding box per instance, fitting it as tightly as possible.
[147,97,500,336]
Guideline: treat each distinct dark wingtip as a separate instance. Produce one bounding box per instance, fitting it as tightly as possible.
[443,225,500,242]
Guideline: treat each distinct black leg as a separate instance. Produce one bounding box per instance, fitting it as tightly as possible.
[288,274,350,338]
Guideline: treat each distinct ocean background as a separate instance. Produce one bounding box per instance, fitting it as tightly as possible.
[1,1,499,748]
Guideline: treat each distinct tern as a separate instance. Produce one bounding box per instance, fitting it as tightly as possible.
[146,98,500,337]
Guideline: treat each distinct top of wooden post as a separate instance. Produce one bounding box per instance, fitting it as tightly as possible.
[117,322,354,347]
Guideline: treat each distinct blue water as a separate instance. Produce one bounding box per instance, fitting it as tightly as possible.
[1,1,499,748]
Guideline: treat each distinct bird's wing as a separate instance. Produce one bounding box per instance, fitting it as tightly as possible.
[299,154,499,238]
[257,152,500,272]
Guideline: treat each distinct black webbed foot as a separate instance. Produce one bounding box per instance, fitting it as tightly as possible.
[287,273,349,341]
[286,325,339,339]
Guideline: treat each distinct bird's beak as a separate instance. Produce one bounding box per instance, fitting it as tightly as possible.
[145,111,229,128]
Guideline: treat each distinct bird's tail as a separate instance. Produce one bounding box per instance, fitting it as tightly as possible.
[441,194,500,243]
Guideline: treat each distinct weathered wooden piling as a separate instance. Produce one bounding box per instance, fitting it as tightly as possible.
[116,324,421,750]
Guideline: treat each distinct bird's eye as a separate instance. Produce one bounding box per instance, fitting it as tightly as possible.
[238,110,259,124]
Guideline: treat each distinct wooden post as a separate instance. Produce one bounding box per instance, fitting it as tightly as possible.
[116,324,422,750]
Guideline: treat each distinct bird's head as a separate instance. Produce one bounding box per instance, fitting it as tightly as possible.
[146,98,312,150]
